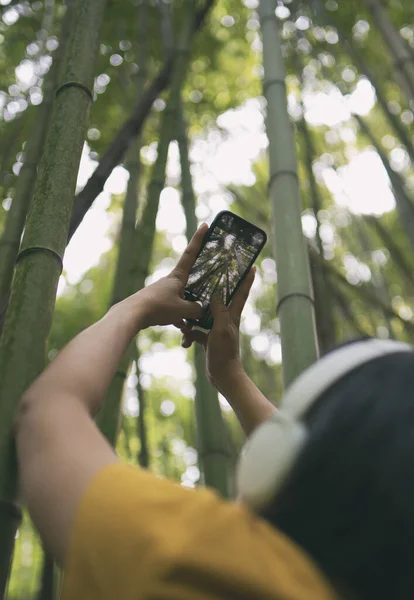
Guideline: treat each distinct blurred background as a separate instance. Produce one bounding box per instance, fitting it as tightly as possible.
[0,0,412,596]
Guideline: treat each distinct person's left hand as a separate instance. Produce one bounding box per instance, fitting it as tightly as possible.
[131,223,208,328]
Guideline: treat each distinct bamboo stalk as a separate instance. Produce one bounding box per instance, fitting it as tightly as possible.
[36,550,54,600]
[68,0,216,241]
[361,0,414,103]
[177,104,230,496]
[297,112,336,353]
[0,3,73,306]
[110,0,149,308]
[258,0,318,385]
[135,351,149,469]
[98,0,197,447]
[97,0,149,446]
[0,1,107,592]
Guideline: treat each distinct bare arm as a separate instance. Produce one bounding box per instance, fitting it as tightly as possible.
[15,225,207,565]
[213,368,275,437]
[181,268,276,437]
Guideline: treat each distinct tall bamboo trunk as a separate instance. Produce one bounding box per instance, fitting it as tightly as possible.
[158,0,229,496]
[0,3,74,307]
[96,143,142,444]
[361,0,414,103]
[354,113,414,251]
[177,104,229,496]
[36,550,55,600]
[0,1,107,593]
[96,2,148,446]
[258,0,318,385]
[135,350,149,469]
[98,1,195,446]
[297,115,336,354]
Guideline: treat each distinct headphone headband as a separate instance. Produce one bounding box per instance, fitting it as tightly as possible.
[281,339,412,420]
[237,338,413,510]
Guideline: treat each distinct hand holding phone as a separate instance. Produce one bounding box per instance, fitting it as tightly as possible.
[184,211,267,329]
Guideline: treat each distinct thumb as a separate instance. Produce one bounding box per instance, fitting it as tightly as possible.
[210,294,230,330]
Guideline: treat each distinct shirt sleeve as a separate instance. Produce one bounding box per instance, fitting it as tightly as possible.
[61,463,226,600]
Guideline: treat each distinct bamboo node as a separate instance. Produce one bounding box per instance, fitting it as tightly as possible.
[56,80,93,101]
[276,292,315,314]
[16,246,63,273]
[0,499,22,522]
[259,13,277,26]
[268,169,298,191]
[263,77,286,95]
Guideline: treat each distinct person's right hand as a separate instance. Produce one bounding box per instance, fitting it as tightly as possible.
[180,267,256,391]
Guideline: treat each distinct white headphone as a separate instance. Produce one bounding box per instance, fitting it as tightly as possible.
[236,338,413,510]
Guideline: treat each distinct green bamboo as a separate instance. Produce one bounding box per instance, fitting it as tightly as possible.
[135,351,149,469]
[354,113,414,251]
[0,2,73,306]
[98,1,195,446]
[258,0,318,386]
[297,115,336,354]
[177,105,229,497]
[361,0,414,103]
[110,0,149,308]
[162,0,230,494]
[36,550,54,600]
[97,0,149,446]
[0,1,107,593]
[352,215,396,338]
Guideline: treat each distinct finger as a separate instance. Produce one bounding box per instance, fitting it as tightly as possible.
[172,223,209,282]
[210,294,230,330]
[181,321,194,334]
[181,334,193,349]
[181,330,208,349]
[229,266,256,326]
[178,299,203,321]
[172,319,186,331]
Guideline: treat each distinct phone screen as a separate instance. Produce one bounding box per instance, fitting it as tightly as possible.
[184,211,267,329]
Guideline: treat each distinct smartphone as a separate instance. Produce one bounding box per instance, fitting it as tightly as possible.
[184,210,267,330]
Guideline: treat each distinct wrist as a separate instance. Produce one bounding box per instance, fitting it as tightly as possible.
[210,360,246,395]
[108,293,150,333]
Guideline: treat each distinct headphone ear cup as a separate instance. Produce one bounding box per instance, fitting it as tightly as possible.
[236,413,307,510]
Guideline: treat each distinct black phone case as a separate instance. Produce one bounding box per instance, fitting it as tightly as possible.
[184,210,267,330]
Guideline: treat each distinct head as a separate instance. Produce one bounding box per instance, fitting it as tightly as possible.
[237,338,414,600]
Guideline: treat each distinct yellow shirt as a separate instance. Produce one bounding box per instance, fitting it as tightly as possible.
[62,463,337,600]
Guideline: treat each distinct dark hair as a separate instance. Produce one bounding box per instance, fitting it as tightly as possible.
[260,343,414,600]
